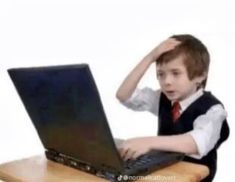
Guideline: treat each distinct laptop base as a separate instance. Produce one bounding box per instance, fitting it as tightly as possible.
[45,150,120,181]
[45,150,184,182]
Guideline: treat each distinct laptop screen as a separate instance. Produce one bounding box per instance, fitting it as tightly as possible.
[8,64,122,170]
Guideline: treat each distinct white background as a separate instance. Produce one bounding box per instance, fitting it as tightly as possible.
[0,0,234,181]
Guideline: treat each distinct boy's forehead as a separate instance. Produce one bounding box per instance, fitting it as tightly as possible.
[156,55,186,70]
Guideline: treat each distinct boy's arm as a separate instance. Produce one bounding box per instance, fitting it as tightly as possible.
[119,134,197,161]
[116,38,180,102]
[119,104,227,160]
[115,54,154,102]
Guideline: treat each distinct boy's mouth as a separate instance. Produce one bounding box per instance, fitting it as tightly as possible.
[165,90,174,93]
[165,90,176,96]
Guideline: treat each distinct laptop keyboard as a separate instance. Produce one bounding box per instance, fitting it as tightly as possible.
[124,155,156,169]
[123,151,181,169]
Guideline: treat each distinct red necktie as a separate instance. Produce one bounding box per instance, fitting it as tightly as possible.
[172,102,181,122]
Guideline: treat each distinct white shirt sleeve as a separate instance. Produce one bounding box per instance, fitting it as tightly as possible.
[121,87,161,116]
[187,104,227,159]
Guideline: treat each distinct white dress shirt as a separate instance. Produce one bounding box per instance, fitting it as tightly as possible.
[122,87,227,159]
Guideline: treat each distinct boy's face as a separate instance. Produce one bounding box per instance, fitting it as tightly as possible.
[156,55,204,102]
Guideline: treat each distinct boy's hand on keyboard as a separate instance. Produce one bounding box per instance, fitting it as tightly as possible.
[118,136,155,161]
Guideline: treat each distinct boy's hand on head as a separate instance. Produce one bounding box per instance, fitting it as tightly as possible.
[150,38,181,62]
[118,137,154,161]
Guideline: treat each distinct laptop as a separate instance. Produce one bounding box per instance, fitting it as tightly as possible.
[8,64,184,181]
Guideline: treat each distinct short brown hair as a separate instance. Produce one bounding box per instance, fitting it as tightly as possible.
[156,34,210,88]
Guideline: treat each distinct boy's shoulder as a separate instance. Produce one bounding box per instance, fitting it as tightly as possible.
[199,91,223,106]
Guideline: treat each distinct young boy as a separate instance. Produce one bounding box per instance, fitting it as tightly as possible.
[116,34,229,182]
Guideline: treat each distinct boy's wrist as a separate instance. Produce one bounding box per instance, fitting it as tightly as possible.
[149,47,163,63]
[145,53,158,64]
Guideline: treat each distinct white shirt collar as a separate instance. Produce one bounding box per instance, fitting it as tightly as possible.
[176,88,204,113]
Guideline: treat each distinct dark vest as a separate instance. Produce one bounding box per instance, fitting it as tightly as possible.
[158,91,229,182]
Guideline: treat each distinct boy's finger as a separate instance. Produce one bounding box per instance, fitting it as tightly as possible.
[124,150,136,161]
[132,152,142,160]
[118,147,126,158]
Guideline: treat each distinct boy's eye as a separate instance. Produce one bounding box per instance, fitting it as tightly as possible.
[157,72,164,78]
[172,71,181,76]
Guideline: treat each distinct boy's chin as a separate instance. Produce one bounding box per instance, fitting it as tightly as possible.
[164,94,180,102]
[169,98,180,102]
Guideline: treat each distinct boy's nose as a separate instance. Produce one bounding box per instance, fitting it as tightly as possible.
[163,75,173,85]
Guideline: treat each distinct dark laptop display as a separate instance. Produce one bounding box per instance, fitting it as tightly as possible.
[8,64,184,181]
